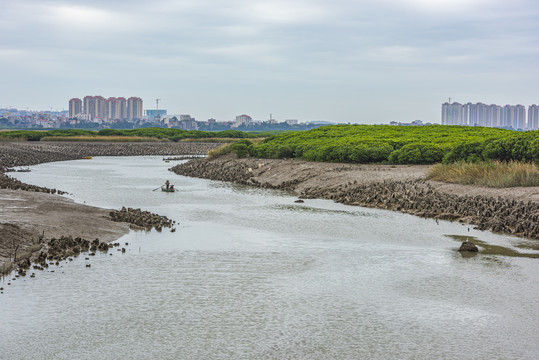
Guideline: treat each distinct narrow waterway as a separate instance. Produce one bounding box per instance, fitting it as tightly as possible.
[2,156,538,359]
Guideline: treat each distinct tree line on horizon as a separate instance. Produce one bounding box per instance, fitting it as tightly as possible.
[0,128,277,142]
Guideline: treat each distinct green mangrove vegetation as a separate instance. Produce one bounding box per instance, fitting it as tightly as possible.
[225,125,539,165]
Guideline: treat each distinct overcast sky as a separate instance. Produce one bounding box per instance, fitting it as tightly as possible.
[1,0,538,123]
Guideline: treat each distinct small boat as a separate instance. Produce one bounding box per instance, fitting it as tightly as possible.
[161,185,175,193]
[83,156,92,160]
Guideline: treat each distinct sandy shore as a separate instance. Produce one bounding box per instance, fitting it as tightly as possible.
[172,154,539,241]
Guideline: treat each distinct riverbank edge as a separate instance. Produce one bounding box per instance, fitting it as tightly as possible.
[0,141,223,278]
[171,154,539,243]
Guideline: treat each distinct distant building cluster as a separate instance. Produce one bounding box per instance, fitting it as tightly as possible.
[389,120,433,126]
[442,102,539,130]
[69,96,143,122]
[2,105,327,131]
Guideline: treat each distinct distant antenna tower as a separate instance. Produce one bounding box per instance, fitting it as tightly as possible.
[156,98,161,120]
[449,97,452,104]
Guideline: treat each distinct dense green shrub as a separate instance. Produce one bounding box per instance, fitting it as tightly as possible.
[243,124,539,164]
[442,141,486,163]
[229,139,254,158]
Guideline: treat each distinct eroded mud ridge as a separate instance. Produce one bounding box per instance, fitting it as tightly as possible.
[0,173,67,194]
[2,235,125,279]
[172,156,539,240]
[0,141,220,169]
[110,207,175,231]
[304,180,539,240]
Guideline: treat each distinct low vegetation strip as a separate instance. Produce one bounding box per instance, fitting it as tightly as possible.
[0,128,276,142]
[426,161,539,188]
[222,124,539,165]
[40,135,163,142]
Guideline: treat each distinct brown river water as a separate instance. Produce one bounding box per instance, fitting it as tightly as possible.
[1,156,538,359]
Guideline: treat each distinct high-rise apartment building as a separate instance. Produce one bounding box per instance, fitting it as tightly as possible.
[104,97,116,121]
[469,102,487,127]
[441,102,467,125]
[83,95,106,120]
[117,97,127,120]
[515,105,526,130]
[528,105,539,130]
[127,97,143,120]
[234,114,252,127]
[104,97,128,121]
[68,98,82,118]
[486,104,502,128]
[502,105,526,130]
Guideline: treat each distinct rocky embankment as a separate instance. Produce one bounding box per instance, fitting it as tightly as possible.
[0,173,67,194]
[171,155,539,241]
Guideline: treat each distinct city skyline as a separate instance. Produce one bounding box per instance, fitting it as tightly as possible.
[1,1,538,123]
[442,102,538,130]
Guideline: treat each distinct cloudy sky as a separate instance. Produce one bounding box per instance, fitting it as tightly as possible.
[1,0,538,123]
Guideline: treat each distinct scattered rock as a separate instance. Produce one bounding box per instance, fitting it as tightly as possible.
[110,207,174,230]
[458,241,479,252]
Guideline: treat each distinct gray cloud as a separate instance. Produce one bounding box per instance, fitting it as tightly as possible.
[1,0,538,122]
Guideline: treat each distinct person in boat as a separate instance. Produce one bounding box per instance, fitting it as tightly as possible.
[165,180,170,189]
[169,185,174,191]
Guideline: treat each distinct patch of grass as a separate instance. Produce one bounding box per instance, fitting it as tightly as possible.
[207,144,233,159]
[427,161,539,188]
[0,136,27,141]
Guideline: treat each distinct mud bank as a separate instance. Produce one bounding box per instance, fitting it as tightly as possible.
[0,189,176,278]
[0,189,130,273]
[171,155,539,241]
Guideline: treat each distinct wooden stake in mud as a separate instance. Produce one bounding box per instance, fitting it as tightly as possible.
[14,245,19,262]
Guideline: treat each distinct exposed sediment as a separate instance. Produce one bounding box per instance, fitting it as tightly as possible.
[171,154,539,241]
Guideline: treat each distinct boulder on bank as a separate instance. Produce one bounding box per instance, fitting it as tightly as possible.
[458,241,479,252]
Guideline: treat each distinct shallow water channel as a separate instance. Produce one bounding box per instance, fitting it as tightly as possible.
[2,156,539,359]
